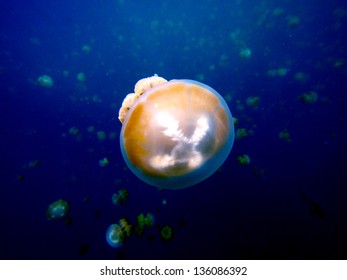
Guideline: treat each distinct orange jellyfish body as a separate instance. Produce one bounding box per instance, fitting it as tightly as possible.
[120,79,234,189]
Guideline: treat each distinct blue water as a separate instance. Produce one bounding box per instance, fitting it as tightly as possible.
[1,0,347,259]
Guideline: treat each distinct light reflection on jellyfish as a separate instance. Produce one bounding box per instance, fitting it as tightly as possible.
[118,75,235,189]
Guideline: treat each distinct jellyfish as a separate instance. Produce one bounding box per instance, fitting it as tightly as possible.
[135,213,154,237]
[118,75,235,189]
[46,199,70,220]
[99,157,109,167]
[237,154,251,165]
[97,131,106,141]
[279,129,292,143]
[106,224,125,248]
[300,91,318,104]
[82,44,91,54]
[239,48,252,58]
[111,188,129,205]
[287,16,300,28]
[118,218,133,237]
[37,75,54,88]
[160,225,173,241]
[235,128,248,140]
[76,72,86,82]
[246,96,260,108]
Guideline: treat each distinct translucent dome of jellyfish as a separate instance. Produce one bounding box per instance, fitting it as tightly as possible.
[118,75,235,189]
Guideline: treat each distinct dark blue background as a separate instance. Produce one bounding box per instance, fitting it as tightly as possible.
[1,0,346,259]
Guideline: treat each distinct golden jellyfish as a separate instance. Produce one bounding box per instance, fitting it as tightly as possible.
[118,75,235,189]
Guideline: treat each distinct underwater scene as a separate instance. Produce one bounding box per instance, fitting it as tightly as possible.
[1,0,347,260]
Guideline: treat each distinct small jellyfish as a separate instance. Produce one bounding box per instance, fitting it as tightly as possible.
[300,91,318,104]
[237,154,251,165]
[76,72,86,82]
[239,48,252,58]
[119,218,133,237]
[279,129,292,143]
[38,75,54,88]
[112,188,129,206]
[135,213,155,237]
[287,16,300,28]
[276,68,288,76]
[160,225,173,242]
[97,131,106,141]
[246,96,260,108]
[82,44,91,54]
[99,157,109,167]
[294,72,309,83]
[138,213,154,228]
[69,127,80,136]
[46,199,70,220]
[236,128,248,140]
[106,224,125,248]
[273,7,284,16]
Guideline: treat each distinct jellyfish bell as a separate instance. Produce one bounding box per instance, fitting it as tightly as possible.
[118,76,235,189]
[106,223,125,248]
[46,199,70,220]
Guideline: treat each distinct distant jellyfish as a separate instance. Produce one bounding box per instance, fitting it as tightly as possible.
[118,75,235,189]
[87,125,95,133]
[287,16,300,28]
[99,157,109,167]
[97,131,106,141]
[82,44,91,54]
[46,199,70,220]
[106,224,125,248]
[38,75,54,88]
[138,213,154,228]
[294,72,309,83]
[279,129,292,143]
[135,213,154,237]
[276,68,288,76]
[118,218,133,237]
[69,127,80,136]
[237,154,251,165]
[246,96,260,108]
[236,128,248,140]
[160,225,173,242]
[273,7,284,16]
[112,188,129,206]
[76,72,86,82]
[239,48,252,58]
[300,91,318,104]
